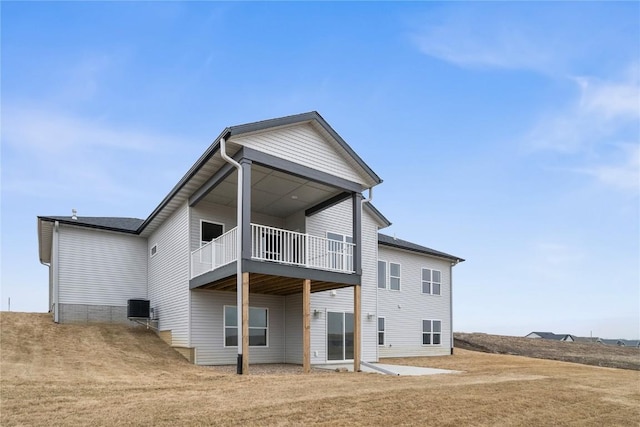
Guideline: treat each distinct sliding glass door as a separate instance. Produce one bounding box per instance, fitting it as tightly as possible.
[327,311,354,361]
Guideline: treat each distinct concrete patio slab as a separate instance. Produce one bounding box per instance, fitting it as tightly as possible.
[315,362,461,376]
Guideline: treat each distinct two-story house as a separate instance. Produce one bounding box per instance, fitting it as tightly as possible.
[37,112,464,373]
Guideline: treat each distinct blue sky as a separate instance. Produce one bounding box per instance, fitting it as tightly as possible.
[2,2,638,339]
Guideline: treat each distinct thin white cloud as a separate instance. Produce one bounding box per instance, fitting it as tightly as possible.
[576,64,640,121]
[408,5,583,74]
[1,106,192,204]
[524,64,639,193]
[578,144,639,193]
[409,4,637,77]
[412,19,553,72]
[526,68,638,154]
[2,106,168,152]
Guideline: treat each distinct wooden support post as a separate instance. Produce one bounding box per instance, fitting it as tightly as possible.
[354,284,361,372]
[303,279,311,373]
[242,272,249,375]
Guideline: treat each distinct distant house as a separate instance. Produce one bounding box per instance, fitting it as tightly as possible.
[36,111,465,373]
[597,339,640,347]
[563,335,599,344]
[527,332,637,346]
[598,338,621,346]
[524,332,566,341]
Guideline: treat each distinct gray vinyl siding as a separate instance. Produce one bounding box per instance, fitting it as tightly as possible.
[190,200,285,252]
[377,246,452,357]
[190,290,285,365]
[284,293,303,363]
[361,208,380,362]
[57,225,147,306]
[148,202,190,346]
[232,123,370,186]
[305,200,378,363]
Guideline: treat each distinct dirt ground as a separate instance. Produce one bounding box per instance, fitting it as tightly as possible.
[455,332,640,370]
[2,312,639,426]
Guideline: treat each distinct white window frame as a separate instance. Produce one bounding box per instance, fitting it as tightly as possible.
[378,317,385,346]
[422,319,442,346]
[223,305,269,348]
[326,310,355,362]
[326,231,353,271]
[389,262,401,291]
[421,268,442,296]
[377,260,387,289]
[150,243,158,258]
[200,220,225,247]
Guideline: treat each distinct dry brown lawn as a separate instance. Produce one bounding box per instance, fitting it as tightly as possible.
[2,312,639,426]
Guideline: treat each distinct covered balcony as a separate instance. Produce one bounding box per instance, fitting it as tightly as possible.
[187,142,366,295]
[182,114,381,374]
[191,223,355,279]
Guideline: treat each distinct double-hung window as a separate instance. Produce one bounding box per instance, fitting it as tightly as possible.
[422,268,441,295]
[378,261,400,290]
[377,261,387,289]
[422,320,441,345]
[224,306,269,347]
[389,263,401,291]
[378,317,385,346]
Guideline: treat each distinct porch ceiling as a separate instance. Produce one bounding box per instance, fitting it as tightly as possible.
[200,164,342,218]
[195,273,353,296]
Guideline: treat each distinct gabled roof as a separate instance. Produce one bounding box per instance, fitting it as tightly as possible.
[526,332,566,340]
[226,111,382,186]
[598,338,621,345]
[570,336,599,343]
[38,216,144,233]
[378,234,464,263]
[139,111,381,236]
[38,112,383,240]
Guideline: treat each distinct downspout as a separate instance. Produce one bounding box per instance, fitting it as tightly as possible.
[450,259,459,355]
[360,187,374,361]
[361,187,373,205]
[39,260,51,311]
[53,221,60,323]
[220,136,244,374]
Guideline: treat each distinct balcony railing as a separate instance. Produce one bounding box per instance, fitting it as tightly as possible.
[190,223,355,279]
[191,227,237,278]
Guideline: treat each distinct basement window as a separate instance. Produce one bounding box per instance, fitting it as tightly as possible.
[423,320,441,346]
[224,306,269,347]
[378,317,385,346]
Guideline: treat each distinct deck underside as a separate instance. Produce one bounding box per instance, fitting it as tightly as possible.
[193,272,353,295]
